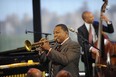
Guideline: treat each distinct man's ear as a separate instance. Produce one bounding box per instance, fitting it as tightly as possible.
[66,31,69,35]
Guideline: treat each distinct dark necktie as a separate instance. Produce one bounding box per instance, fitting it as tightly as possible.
[88,25,93,44]
[56,44,62,52]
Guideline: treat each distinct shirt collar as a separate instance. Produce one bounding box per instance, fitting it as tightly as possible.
[85,22,92,31]
[85,22,90,31]
[61,37,69,45]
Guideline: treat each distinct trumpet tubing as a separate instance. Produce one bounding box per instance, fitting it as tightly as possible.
[24,39,56,51]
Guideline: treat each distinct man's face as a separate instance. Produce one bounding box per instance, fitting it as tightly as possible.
[85,12,94,24]
[53,26,67,43]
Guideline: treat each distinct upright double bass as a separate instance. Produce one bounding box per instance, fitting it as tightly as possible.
[94,0,116,76]
[94,0,108,77]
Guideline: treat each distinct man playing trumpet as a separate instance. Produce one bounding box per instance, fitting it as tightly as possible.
[37,24,80,77]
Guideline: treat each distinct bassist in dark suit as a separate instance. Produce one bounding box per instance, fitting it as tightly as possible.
[77,11,114,77]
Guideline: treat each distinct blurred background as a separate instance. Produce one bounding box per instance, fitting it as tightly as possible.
[0,0,116,72]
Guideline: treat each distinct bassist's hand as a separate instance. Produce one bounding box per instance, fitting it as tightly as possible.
[91,47,100,57]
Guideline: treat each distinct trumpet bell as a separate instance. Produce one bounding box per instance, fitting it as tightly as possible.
[25,40,32,51]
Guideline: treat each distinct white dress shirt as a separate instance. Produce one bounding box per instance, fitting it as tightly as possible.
[85,22,97,43]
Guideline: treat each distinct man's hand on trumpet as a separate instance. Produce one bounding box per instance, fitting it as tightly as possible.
[38,38,51,51]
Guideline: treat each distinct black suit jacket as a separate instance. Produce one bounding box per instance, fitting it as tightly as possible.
[77,21,114,63]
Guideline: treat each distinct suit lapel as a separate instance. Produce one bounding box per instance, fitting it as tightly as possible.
[92,22,99,36]
[82,24,89,40]
[60,38,71,52]
[53,39,70,52]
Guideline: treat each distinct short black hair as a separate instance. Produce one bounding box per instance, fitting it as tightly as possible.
[55,24,69,33]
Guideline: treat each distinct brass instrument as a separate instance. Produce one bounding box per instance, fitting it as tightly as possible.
[25,40,32,51]
[25,39,55,52]
[25,40,41,51]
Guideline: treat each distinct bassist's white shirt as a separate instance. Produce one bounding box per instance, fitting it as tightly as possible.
[85,22,97,43]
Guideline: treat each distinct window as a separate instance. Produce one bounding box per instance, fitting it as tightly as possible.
[0,0,33,52]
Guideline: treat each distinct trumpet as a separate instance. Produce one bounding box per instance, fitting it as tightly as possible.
[25,39,56,52]
[25,40,40,51]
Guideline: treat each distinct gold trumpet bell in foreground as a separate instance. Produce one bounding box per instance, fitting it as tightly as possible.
[25,40,32,51]
[25,39,55,52]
